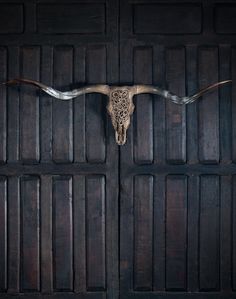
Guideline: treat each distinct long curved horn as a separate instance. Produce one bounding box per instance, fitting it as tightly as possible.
[4,78,110,99]
[134,80,232,104]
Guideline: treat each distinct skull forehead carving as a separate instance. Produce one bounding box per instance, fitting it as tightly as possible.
[107,88,135,145]
[3,78,232,145]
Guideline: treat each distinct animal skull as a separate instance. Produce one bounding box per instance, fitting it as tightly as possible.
[4,78,231,145]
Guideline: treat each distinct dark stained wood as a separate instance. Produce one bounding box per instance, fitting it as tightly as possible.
[7,46,20,162]
[220,176,232,291]
[21,176,40,291]
[166,175,187,291]
[37,4,106,34]
[74,47,86,163]
[133,175,153,290]
[219,45,231,163]
[199,175,220,291]
[20,47,40,163]
[0,1,236,299]
[133,3,202,34]
[53,47,73,163]
[166,47,186,164]
[232,48,236,162]
[0,4,23,33]
[153,46,166,164]
[41,175,53,293]
[233,176,236,291]
[0,48,6,164]
[153,175,165,291]
[53,176,73,291]
[215,4,236,34]
[73,175,86,293]
[133,47,153,164]
[0,177,7,291]
[86,46,106,162]
[41,46,53,162]
[86,175,106,291]
[187,176,199,291]
[186,45,198,164]
[198,47,219,164]
[7,177,20,293]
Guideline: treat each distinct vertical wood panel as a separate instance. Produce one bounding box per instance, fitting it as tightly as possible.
[134,175,153,290]
[120,174,134,294]
[187,176,199,291]
[86,47,106,162]
[8,46,20,162]
[220,176,232,291]
[20,47,40,163]
[0,177,7,291]
[0,48,7,163]
[166,175,187,290]
[86,175,106,290]
[41,46,53,162]
[133,47,153,164]
[153,46,166,164]
[21,176,40,291]
[53,47,73,163]
[41,175,53,293]
[8,177,20,293]
[53,176,73,291]
[199,175,220,291]
[74,47,86,163]
[232,48,236,162]
[166,48,186,164]
[153,175,165,291]
[186,45,198,164]
[219,45,231,163]
[73,175,86,292]
[233,176,236,290]
[198,47,219,163]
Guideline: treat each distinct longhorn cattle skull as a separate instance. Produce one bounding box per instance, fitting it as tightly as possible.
[4,78,231,145]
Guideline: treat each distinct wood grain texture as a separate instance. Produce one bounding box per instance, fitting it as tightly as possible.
[0,48,6,163]
[215,4,236,34]
[233,175,236,291]
[133,47,153,164]
[166,47,186,164]
[199,175,220,291]
[133,4,202,34]
[7,177,20,293]
[198,47,219,164]
[0,177,7,291]
[133,175,153,290]
[0,4,23,33]
[0,1,235,299]
[7,46,20,162]
[37,4,105,34]
[20,47,40,163]
[53,47,73,163]
[21,176,40,291]
[53,176,73,291]
[86,46,106,162]
[86,175,106,291]
[166,175,187,291]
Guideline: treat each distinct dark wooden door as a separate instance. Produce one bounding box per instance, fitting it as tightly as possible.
[120,0,236,298]
[0,1,119,299]
[0,1,236,299]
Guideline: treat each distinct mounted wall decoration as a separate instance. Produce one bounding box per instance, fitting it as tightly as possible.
[4,78,232,145]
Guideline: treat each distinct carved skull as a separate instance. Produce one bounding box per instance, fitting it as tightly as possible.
[107,88,134,145]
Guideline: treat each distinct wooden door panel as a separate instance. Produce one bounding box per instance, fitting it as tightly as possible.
[120,1,236,298]
[0,0,119,298]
